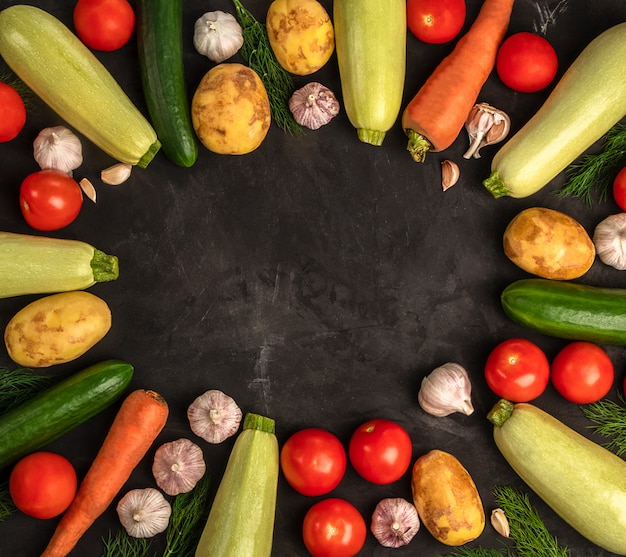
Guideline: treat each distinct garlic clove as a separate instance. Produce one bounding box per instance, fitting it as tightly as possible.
[593,213,626,270]
[152,438,206,496]
[193,11,244,63]
[79,178,97,203]
[441,160,460,190]
[101,163,132,185]
[33,125,83,174]
[116,488,172,538]
[418,362,474,417]
[491,508,510,538]
[187,389,242,443]
[288,82,340,130]
[371,497,420,548]
[463,102,511,159]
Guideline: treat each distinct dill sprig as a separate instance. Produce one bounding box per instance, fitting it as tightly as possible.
[557,122,626,205]
[0,481,17,522]
[494,485,570,557]
[101,531,153,557]
[434,547,507,557]
[0,367,55,415]
[232,0,302,135]
[581,393,626,455]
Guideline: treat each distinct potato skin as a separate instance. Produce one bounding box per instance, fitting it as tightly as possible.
[412,449,485,546]
[191,63,271,155]
[4,291,112,367]
[266,0,334,76]
[503,207,595,280]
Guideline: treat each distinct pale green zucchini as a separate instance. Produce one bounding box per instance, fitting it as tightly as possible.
[483,22,626,198]
[333,0,406,146]
[0,231,118,298]
[0,5,160,168]
[489,400,626,554]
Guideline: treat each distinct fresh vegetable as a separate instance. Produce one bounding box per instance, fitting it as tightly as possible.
[266,0,335,76]
[0,5,160,167]
[349,418,412,484]
[334,0,406,146]
[302,498,367,557]
[550,341,614,404]
[502,207,595,280]
[402,0,514,162]
[582,395,626,456]
[463,102,510,159]
[488,399,626,554]
[136,0,198,168]
[0,360,133,471]
[0,81,26,142]
[5,291,112,367]
[117,488,172,538]
[195,413,279,557]
[495,32,558,93]
[41,389,169,557]
[418,362,474,417]
[193,11,243,63]
[370,497,420,548]
[20,170,84,231]
[412,449,485,546]
[484,338,550,402]
[489,508,509,538]
[593,213,626,270]
[187,389,242,443]
[33,126,83,174]
[441,159,460,190]
[484,23,626,199]
[0,367,53,414]
[280,428,347,496]
[0,231,118,299]
[73,0,135,51]
[501,278,626,345]
[9,451,77,519]
[406,0,466,44]
[613,166,626,210]
[288,82,340,130]
[152,438,206,496]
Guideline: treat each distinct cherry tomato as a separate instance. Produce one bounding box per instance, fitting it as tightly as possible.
[280,428,347,496]
[73,0,135,52]
[484,338,550,402]
[406,0,466,44]
[20,170,84,231]
[496,32,558,93]
[348,418,412,485]
[612,166,626,212]
[9,451,77,519]
[302,498,366,557]
[551,341,614,404]
[0,82,26,142]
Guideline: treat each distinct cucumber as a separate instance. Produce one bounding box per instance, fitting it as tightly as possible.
[501,278,626,345]
[0,5,160,168]
[483,22,626,198]
[195,413,278,557]
[333,0,406,146]
[0,231,118,299]
[0,360,133,471]
[488,400,626,554]
[136,0,198,167]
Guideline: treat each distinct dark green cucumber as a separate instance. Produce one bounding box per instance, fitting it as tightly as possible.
[136,0,198,167]
[501,278,626,345]
[0,360,133,470]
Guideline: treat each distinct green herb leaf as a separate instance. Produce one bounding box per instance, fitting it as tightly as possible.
[0,367,55,415]
[433,547,507,557]
[0,481,16,522]
[582,394,626,455]
[101,531,154,557]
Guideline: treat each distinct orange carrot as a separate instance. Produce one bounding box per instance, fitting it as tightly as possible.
[40,389,169,557]
[402,0,515,162]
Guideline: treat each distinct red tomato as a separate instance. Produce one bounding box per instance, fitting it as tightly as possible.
[0,82,26,142]
[73,0,135,52]
[496,32,558,93]
[484,338,550,402]
[551,342,614,404]
[348,418,412,485]
[20,170,84,231]
[280,428,347,496]
[406,0,466,44]
[302,498,366,557]
[9,452,77,519]
[612,166,626,212]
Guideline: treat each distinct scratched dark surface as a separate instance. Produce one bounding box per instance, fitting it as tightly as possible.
[0,0,625,555]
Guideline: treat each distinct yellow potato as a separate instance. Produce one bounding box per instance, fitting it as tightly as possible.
[503,207,595,280]
[266,0,334,75]
[4,291,112,367]
[191,63,271,155]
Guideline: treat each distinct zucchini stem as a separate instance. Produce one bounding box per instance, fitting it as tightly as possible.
[357,128,386,146]
[91,250,119,283]
[482,170,510,199]
[243,413,275,434]
[487,399,515,427]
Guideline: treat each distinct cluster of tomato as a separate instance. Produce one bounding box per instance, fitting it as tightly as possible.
[280,418,413,557]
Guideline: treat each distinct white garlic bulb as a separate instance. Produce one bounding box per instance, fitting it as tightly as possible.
[418,362,474,417]
[193,11,244,63]
[288,82,340,130]
[116,488,171,538]
[187,389,242,443]
[33,126,83,174]
[593,213,626,270]
[152,438,206,496]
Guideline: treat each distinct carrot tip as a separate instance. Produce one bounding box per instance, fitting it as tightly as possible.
[406,130,432,163]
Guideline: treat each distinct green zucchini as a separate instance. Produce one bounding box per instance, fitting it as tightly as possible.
[483,22,626,198]
[488,399,626,554]
[0,231,118,299]
[501,278,626,345]
[0,360,133,471]
[333,0,406,146]
[0,5,160,168]
[136,0,198,167]
[195,413,278,557]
